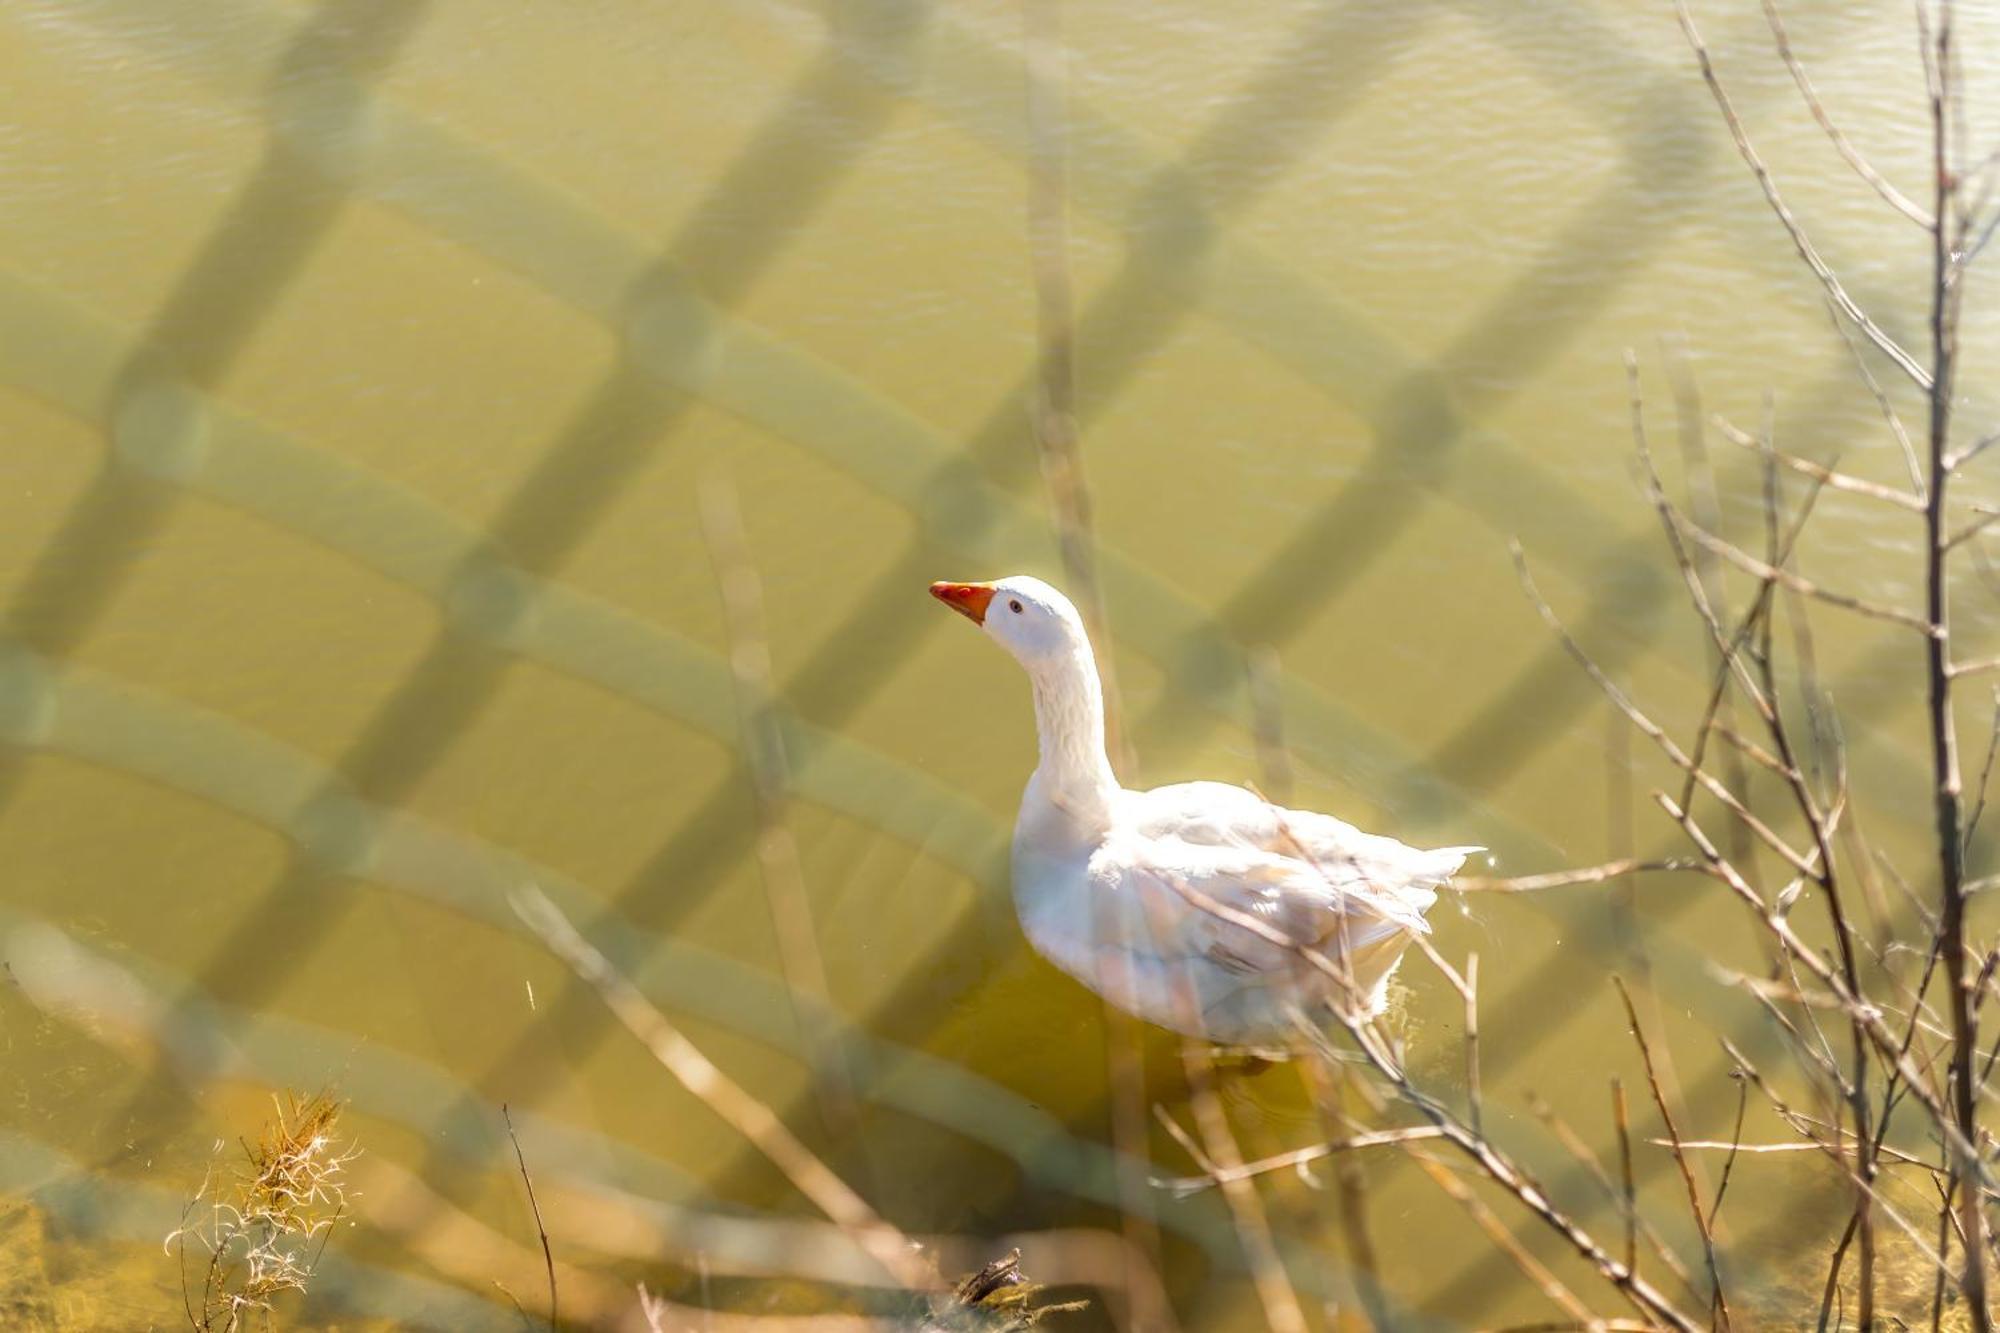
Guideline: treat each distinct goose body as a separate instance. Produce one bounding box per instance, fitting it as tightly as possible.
[932,575,1475,1048]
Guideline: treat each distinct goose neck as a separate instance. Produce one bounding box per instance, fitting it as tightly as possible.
[1027,643,1118,818]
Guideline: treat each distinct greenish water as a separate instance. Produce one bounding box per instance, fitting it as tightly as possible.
[0,0,1998,1327]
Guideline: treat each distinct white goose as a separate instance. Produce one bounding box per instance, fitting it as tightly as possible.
[931,576,1477,1049]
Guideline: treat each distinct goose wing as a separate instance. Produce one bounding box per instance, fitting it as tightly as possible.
[1122,780,1477,924]
[1102,833,1405,958]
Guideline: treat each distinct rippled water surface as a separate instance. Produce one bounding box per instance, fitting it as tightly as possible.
[3,0,2000,1327]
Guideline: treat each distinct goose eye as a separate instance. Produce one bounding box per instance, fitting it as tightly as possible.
[1009,599,1023,613]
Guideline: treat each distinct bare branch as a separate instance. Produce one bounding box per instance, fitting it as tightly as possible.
[1465,952,1484,1138]
[509,886,933,1290]
[1178,1039,1306,1333]
[1477,1325,1659,1333]
[1762,0,1935,227]
[501,1106,557,1333]
[1951,656,2000,680]
[1141,880,1307,1333]
[1727,1042,1953,1283]
[1627,359,1779,727]
[1613,1080,1638,1286]
[1819,1212,1859,1333]
[1712,414,1924,512]
[1613,977,1730,1329]
[1160,868,1704,1320]
[1945,430,2000,473]
[1673,0,1932,388]
[1945,504,2000,551]
[1453,859,1713,893]
[1818,297,1925,494]
[1407,1150,1601,1329]
[1513,542,1827,880]
[1916,3,1989,1307]
[1710,723,1792,783]
[1523,1091,1701,1302]
[1152,1126,1446,1198]
[1655,792,1988,1183]
[1658,1139,1935,1170]
[1968,204,2000,265]
[1155,870,1702,1332]
[1965,690,2000,854]
[1670,508,1938,635]
[1707,1075,1749,1223]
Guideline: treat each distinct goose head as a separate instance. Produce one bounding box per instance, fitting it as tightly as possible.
[929,576,1088,674]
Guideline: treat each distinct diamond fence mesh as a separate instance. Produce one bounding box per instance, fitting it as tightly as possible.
[0,0,1970,1326]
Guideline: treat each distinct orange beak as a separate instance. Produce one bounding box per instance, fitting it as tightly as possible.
[929,580,996,626]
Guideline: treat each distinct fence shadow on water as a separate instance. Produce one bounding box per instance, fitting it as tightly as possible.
[0,0,1974,1326]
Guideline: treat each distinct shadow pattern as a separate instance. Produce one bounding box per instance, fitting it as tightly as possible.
[2,0,1962,1322]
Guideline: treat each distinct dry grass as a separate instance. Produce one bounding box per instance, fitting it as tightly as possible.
[166,1089,358,1333]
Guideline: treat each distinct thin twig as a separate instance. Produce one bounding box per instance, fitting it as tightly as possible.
[1613,977,1730,1330]
[1922,4,1992,1320]
[1818,297,1925,494]
[1726,1040,1953,1282]
[1933,1175,1958,1333]
[1524,1091,1700,1301]
[1407,1150,1600,1328]
[1151,1126,1446,1198]
[1139,878,1306,1333]
[1946,430,2000,473]
[1944,504,2000,551]
[1156,871,1701,1332]
[1657,1138,1936,1170]
[1465,952,1483,1139]
[1710,723,1790,783]
[509,885,933,1290]
[1737,436,1881,1324]
[1712,414,1923,511]
[1612,1078,1639,1285]
[1513,544,1825,880]
[1949,654,2000,680]
[1312,1058,1391,1331]
[1671,508,1937,635]
[501,1105,557,1333]
[1656,790,1983,1173]
[1665,342,1765,891]
[1819,1211,1858,1333]
[1708,1075,1749,1225]
[1178,1037,1308,1333]
[1762,0,1935,227]
[1962,689,2000,853]
[1479,1325,1658,1333]
[1673,0,1931,388]
[1246,658,1386,1331]
[1453,859,1712,893]
[1628,358,1779,728]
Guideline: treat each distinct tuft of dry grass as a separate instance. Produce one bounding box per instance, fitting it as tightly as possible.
[166,1089,358,1332]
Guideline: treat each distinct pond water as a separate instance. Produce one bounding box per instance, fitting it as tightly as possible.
[1,0,1999,1327]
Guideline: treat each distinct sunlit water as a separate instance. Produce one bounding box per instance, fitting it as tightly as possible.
[1,0,1999,1327]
